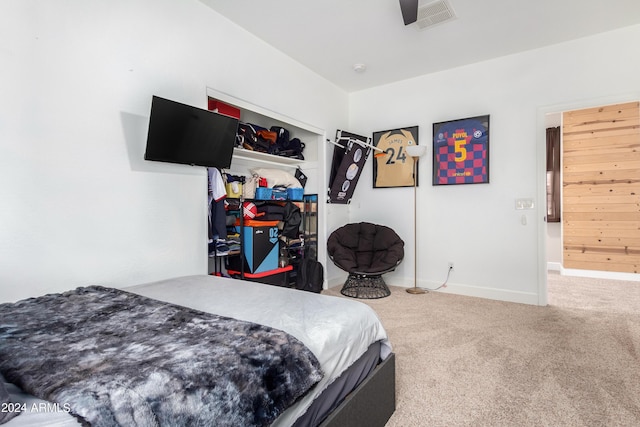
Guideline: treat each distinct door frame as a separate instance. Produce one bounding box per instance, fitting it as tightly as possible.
[536,93,640,305]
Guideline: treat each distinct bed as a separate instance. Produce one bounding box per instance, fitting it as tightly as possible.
[0,275,395,427]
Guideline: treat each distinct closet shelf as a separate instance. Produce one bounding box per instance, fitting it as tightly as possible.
[232,148,307,168]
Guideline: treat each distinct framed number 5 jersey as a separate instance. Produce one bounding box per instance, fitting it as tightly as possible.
[373,126,420,188]
[433,115,490,186]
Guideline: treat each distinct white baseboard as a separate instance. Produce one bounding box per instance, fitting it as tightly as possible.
[547,262,640,281]
[560,268,640,282]
[425,281,540,305]
[327,265,638,305]
[328,275,540,305]
[327,275,346,289]
[547,262,562,272]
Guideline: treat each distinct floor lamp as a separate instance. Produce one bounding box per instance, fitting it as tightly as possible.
[405,144,427,294]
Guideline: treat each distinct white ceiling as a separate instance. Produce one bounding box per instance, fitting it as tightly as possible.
[199,0,640,92]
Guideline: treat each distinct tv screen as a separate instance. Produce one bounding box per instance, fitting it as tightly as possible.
[144,96,239,168]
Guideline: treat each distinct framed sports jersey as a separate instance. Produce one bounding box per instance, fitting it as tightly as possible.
[372,126,420,188]
[432,115,490,186]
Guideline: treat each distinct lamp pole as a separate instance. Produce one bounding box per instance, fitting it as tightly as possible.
[406,153,425,294]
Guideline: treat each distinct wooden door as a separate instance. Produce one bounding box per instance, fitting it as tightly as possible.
[562,101,640,273]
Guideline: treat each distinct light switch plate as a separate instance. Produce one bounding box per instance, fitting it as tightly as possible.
[515,198,534,210]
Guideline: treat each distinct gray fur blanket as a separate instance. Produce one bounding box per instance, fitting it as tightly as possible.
[0,286,323,426]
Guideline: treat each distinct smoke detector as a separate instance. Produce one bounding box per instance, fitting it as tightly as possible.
[352,63,367,73]
[416,0,456,30]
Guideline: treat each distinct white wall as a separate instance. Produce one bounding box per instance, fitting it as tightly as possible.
[348,24,640,304]
[3,2,638,305]
[0,0,348,302]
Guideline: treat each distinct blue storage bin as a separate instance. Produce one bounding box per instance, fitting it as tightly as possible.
[254,187,273,200]
[287,188,304,201]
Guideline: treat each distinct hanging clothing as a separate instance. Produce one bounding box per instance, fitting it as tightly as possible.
[208,168,227,240]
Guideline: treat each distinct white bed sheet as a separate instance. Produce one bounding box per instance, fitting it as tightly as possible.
[4,275,391,427]
[126,275,391,427]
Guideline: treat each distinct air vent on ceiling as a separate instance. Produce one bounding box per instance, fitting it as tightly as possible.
[416,0,456,29]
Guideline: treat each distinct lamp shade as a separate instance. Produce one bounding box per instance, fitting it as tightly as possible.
[405,144,427,158]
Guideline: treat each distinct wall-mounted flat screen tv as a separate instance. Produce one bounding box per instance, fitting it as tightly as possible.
[144,96,239,168]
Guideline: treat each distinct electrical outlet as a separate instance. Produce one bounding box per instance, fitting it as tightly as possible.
[448,262,454,270]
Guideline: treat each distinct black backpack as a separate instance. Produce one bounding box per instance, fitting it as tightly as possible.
[296,258,324,293]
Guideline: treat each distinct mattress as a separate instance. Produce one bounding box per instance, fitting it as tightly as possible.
[2,275,391,426]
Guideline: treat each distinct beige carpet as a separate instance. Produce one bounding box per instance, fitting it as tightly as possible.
[323,273,640,426]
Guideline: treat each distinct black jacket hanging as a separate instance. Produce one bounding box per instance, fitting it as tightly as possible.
[281,202,302,239]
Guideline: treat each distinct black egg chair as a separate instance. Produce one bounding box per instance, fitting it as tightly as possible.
[327,222,404,299]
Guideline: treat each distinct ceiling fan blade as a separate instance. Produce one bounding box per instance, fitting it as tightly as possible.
[399,0,419,25]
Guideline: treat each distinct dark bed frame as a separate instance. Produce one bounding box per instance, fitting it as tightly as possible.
[321,353,396,427]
